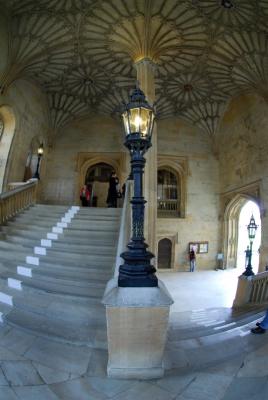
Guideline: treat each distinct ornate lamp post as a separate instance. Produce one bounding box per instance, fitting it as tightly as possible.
[33,143,44,180]
[118,86,158,287]
[243,214,258,276]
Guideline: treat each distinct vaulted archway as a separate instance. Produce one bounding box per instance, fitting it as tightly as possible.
[223,194,261,270]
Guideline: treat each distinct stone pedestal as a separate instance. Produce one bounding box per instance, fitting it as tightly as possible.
[102,278,173,379]
[232,274,252,308]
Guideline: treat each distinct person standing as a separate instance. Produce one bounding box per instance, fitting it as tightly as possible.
[251,310,268,334]
[106,171,119,208]
[189,247,196,272]
[80,184,90,207]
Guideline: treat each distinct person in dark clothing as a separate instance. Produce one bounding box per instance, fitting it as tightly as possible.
[106,171,119,208]
[189,248,196,272]
[121,183,126,197]
[80,184,91,207]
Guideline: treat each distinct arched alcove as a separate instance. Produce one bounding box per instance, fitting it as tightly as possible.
[85,162,115,207]
[0,105,16,192]
[158,238,172,269]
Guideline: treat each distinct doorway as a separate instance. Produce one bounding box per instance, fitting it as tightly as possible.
[158,238,172,269]
[85,162,114,207]
[236,200,261,274]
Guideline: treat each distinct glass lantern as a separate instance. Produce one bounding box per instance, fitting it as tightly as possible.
[247,214,258,240]
[37,144,44,156]
[122,87,155,140]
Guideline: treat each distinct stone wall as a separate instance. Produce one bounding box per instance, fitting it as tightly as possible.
[0,7,9,82]
[217,94,268,270]
[157,118,220,271]
[42,116,126,204]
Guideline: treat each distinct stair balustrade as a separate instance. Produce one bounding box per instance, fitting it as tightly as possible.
[250,271,268,304]
[113,181,133,277]
[0,181,37,224]
[233,270,268,307]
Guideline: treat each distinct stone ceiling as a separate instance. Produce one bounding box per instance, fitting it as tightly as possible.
[1,0,268,136]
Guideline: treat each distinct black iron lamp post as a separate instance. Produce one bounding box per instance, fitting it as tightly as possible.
[118,86,158,287]
[33,143,44,180]
[243,214,258,277]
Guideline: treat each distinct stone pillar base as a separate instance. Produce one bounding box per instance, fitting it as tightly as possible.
[102,278,173,380]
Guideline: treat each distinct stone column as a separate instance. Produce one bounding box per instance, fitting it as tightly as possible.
[134,58,157,257]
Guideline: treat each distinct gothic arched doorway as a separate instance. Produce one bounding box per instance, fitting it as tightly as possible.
[223,194,261,271]
[158,238,172,269]
[85,162,114,207]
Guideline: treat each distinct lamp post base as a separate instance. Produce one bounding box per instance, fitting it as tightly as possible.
[118,244,158,287]
[242,269,255,277]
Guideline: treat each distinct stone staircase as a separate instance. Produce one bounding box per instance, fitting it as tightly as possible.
[0,204,120,347]
[165,304,267,371]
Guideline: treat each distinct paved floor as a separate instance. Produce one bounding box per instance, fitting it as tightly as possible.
[0,269,267,400]
[160,268,241,312]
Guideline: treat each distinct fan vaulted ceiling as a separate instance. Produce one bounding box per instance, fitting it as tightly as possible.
[1,0,268,136]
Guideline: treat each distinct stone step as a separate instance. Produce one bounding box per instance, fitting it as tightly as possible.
[6,220,119,232]
[1,268,106,290]
[0,271,105,299]
[0,239,116,261]
[5,307,107,347]
[16,213,120,223]
[5,235,116,256]
[0,260,111,283]
[0,249,114,272]
[0,279,106,325]
[164,317,266,371]
[1,227,118,244]
[0,242,115,266]
[0,301,12,323]
[168,308,266,342]
[33,204,121,216]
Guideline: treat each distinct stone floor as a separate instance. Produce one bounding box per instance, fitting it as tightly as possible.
[0,269,267,400]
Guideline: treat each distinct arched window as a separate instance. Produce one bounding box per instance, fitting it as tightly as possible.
[157,168,180,217]
[158,238,172,269]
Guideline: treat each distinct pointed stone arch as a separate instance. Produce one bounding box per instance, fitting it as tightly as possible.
[223,193,260,269]
[76,153,127,205]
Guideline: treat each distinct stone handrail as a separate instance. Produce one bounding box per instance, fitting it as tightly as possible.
[113,181,133,278]
[233,270,268,308]
[0,180,38,224]
[250,271,268,304]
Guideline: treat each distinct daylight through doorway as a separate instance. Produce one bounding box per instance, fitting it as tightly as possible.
[237,200,261,274]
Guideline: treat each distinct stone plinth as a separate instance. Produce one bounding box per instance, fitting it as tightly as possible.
[232,274,252,308]
[102,278,173,379]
